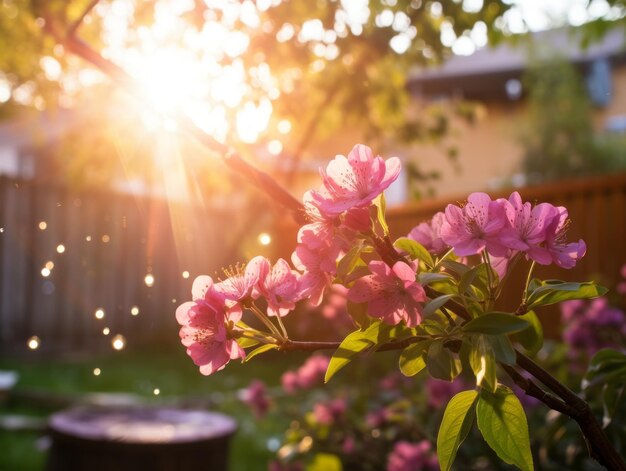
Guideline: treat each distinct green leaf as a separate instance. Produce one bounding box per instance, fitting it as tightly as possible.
[437,390,478,471]
[584,349,626,388]
[427,339,461,381]
[307,453,343,471]
[513,311,544,356]
[469,336,497,392]
[244,343,278,361]
[335,241,370,282]
[325,321,392,382]
[346,301,371,330]
[476,387,533,471]
[441,259,471,277]
[487,334,517,365]
[526,280,607,310]
[399,340,431,376]
[462,312,529,335]
[418,272,453,286]
[393,237,434,268]
[374,193,389,236]
[423,294,456,318]
[236,337,260,348]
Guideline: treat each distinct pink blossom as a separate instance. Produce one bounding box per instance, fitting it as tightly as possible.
[440,192,508,257]
[298,191,338,250]
[292,244,340,306]
[215,256,265,315]
[254,257,301,317]
[281,371,299,394]
[310,144,401,215]
[426,378,468,408]
[408,212,448,254]
[387,440,439,471]
[544,207,586,269]
[312,398,346,425]
[240,380,270,418]
[176,276,244,376]
[499,192,559,264]
[348,261,426,327]
[281,354,329,394]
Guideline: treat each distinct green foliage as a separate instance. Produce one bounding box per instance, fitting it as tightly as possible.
[521,55,626,182]
[394,237,434,268]
[427,339,461,381]
[307,453,343,471]
[476,386,534,471]
[525,280,608,310]
[462,312,529,335]
[583,349,626,428]
[437,390,478,471]
[398,340,430,376]
[513,310,544,356]
[245,344,279,361]
[468,335,497,392]
[373,193,389,236]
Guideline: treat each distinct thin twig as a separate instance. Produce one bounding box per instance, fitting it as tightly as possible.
[67,0,101,38]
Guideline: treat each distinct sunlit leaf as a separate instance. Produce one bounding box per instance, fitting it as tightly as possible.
[469,335,497,392]
[394,237,434,268]
[437,390,478,471]
[244,343,278,362]
[306,453,342,471]
[399,340,431,376]
[237,337,260,348]
[374,193,389,236]
[526,280,607,310]
[476,386,533,471]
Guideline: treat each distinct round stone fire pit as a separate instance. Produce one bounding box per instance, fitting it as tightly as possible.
[46,406,237,471]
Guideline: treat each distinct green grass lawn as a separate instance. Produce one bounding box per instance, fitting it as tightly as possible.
[0,345,309,471]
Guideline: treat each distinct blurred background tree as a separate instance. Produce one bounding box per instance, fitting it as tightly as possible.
[521,55,626,183]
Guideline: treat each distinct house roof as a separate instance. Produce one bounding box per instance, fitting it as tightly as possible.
[409,26,626,99]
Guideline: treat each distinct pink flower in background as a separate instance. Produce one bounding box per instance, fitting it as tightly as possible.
[544,207,586,269]
[215,256,265,315]
[254,258,301,317]
[240,380,270,418]
[310,144,401,214]
[440,192,508,257]
[408,212,448,255]
[281,354,330,394]
[426,378,467,408]
[292,244,340,306]
[176,280,244,376]
[312,398,347,425]
[499,192,559,264]
[387,440,439,471]
[348,261,425,327]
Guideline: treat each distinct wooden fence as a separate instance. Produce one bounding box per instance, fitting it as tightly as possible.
[0,176,275,355]
[2,172,625,354]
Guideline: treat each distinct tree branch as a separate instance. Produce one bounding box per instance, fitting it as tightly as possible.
[42,12,306,224]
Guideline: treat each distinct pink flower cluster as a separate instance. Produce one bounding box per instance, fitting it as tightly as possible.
[386,440,439,471]
[292,144,399,306]
[410,191,586,270]
[281,354,330,394]
[240,379,271,419]
[176,256,303,375]
[312,398,347,425]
